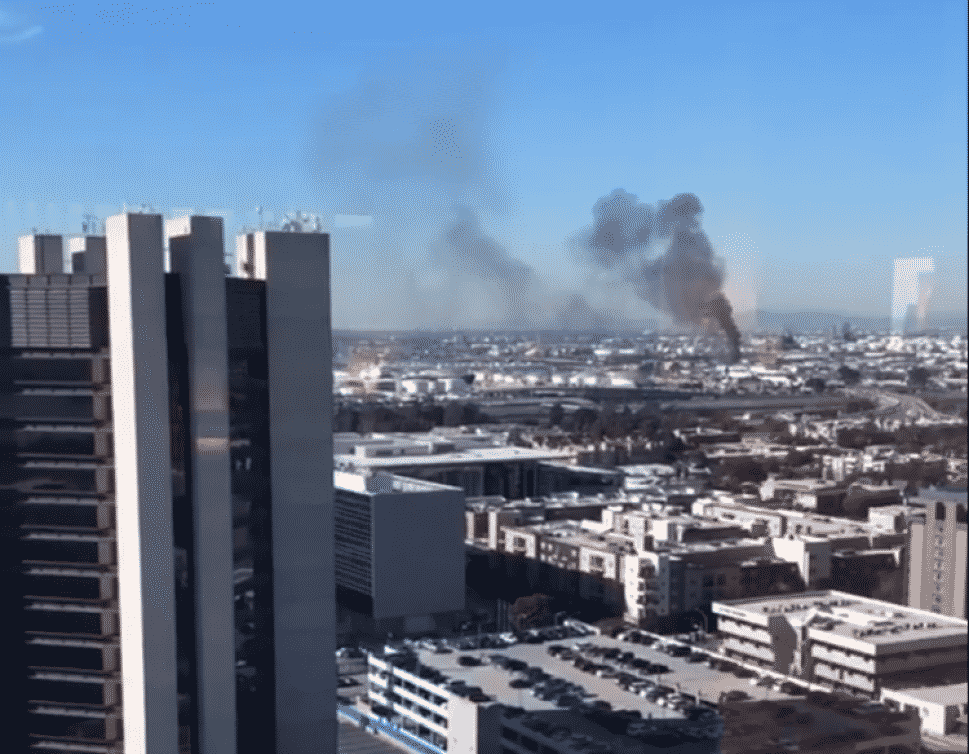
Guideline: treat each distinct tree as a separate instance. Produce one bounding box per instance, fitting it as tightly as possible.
[805,377,826,394]
[509,593,554,631]
[548,403,565,427]
[908,366,932,389]
[838,365,862,385]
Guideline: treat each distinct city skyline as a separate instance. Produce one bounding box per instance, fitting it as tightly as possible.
[1,0,966,330]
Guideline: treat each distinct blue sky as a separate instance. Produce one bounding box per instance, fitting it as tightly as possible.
[1,0,965,330]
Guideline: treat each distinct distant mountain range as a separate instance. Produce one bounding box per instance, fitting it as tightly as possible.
[747,310,968,334]
[333,310,967,339]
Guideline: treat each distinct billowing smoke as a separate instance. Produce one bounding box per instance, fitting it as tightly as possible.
[574,189,742,360]
[314,51,626,331]
[312,54,733,337]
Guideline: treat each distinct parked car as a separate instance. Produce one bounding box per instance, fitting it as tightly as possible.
[547,644,567,656]
[687,652,707,662]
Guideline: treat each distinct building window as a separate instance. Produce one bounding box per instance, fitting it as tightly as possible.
[957,506,967,524]
[936,503,946,521]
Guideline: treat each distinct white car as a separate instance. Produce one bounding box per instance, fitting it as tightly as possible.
[499,632,517,645]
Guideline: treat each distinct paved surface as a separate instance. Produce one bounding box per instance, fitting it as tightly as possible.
[338,719,411,754]
[922,731,969,753]
[402,631,799,719]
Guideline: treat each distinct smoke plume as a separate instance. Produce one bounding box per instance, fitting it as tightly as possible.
[574,189,742,360]
[431,206,537,328]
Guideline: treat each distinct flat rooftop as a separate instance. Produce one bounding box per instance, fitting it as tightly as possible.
[334,470,461,495]
[370,628,804,717]
[883,682,969,707]
[714,590,969,649]
[335,445,570,468]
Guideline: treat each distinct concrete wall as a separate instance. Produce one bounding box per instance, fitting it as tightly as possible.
[371,487,466,619]
[106,213,179,754]
[253,231,335,754]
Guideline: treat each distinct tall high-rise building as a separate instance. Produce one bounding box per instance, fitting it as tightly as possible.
[891,257,934,335]
[0,216,335,754]
[907,497,968,619]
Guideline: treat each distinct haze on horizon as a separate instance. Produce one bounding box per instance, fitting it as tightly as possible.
[1,0,965,332]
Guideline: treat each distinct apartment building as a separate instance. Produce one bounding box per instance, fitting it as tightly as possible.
[1,220,335,754]
[907,496,968,618]
[334,470,465,626]
[712,590,968,697]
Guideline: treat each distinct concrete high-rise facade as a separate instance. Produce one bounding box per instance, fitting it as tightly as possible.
[333,470,465,626]
[907,497,968,619]
[0,218,335,753]
[891,257,934,335]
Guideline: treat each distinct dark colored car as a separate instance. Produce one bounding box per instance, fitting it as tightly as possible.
[603,648,621,659]
[547,644,567,656]
[687,652,706,662]
[457,655,481,667]
[509,678,534,689]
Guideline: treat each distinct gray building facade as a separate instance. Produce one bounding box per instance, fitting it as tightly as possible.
[0,220,335,753]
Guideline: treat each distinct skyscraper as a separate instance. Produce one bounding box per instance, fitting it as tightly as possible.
[0,215,335,753]
[891,257,934,335]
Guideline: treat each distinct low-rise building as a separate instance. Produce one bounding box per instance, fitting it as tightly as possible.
[713,590,968,698]
[364,643,721,754]
[718,694,922,754]
[335,430,570,499]
[880,682,968,737]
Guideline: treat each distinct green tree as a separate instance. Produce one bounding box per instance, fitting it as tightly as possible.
[510,593,554,631]
[908,366,932,389]
[838,365,862,385]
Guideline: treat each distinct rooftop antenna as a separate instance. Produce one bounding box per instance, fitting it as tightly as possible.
[256,206,264,230]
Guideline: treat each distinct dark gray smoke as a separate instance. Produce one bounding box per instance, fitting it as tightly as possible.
[575,189,741,360]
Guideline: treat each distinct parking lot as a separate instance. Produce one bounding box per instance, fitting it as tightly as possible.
[395,625,803,720]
